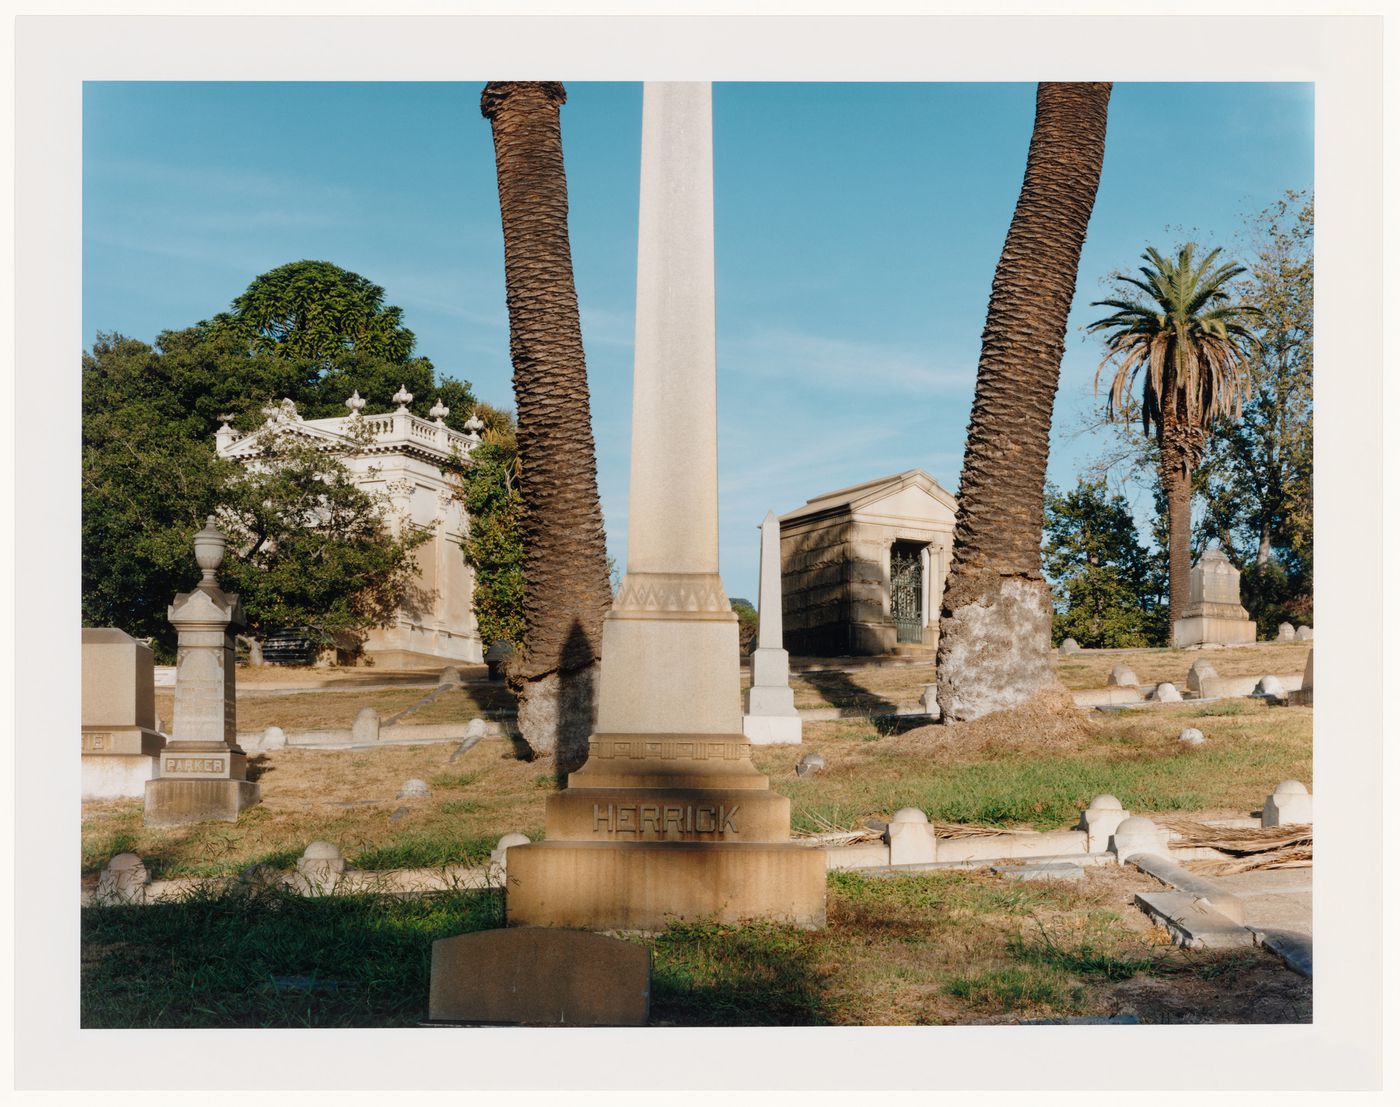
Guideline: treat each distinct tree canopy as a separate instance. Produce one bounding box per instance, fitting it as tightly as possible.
[1042,479,1166,648]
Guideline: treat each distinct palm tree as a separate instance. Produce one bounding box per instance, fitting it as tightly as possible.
[936,82,1112,723]
[481,82,613,771]
[1089,244,1258,630]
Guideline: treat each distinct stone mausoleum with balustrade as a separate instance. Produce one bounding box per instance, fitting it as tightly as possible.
[215,385,485,668]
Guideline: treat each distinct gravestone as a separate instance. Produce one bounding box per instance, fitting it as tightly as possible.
[1059,638,1080,655]
[1107,663,1138,687]
[429,928,650,1025]
[82,628,165,799]
[1289,649,1314,706]
[1262,780,1312,827]
[351,707,380,743]
[397,778,429,799]
[1078,794,1129,853]
[1297,625,1313,641]
[1254,675,1286,700]
[1179,727,1207,747]
[143,519,260,826]
[1187,659,1219,694]
[1172,547,1257,647]
[1275,622,1296,642]
[95,853,149,905]
[502,83,825,931]
[295,841,345,894]
[742,511,802,745]
[796,751,826,777]
[1151,682,1182,703]
[886,807,936,866]
[1111,815,1171,863]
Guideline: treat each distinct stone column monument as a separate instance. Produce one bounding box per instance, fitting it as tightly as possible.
[1172,546,1257,647]
[505,82,825,930]
[143,518,260,826]
[742,511,802,745]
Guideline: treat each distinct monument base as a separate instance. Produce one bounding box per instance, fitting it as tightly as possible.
[506,840,827,931]
[1173,615,1257,648]
[742,714,803,745]
[144,778,261,827]
[83,754,161,800]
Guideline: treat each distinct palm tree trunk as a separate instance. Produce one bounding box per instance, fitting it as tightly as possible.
[482,82,613,770]
[937,82,1112,722]
[1160,431,1194,632]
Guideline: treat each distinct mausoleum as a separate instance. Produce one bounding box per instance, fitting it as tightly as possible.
[778,469,957,656]
[215,390,483,667]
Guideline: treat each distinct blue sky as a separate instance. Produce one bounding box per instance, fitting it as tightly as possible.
[83,81,1313,601]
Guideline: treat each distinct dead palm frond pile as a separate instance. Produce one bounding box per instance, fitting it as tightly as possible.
[1163,818,1312,874]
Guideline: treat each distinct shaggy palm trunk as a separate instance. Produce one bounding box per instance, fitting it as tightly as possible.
[482,82,613,771]
[937,82,1112,722]
[1159,405,1204,633]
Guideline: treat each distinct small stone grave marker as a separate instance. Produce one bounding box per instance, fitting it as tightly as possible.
[1107,664,1138,687]
[351,707,380,743]
[795,752,826,777]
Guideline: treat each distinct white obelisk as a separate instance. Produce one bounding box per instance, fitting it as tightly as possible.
[742,511,802,744]
[504,82,826,931]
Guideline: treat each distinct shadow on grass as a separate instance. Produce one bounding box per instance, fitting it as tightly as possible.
[804,669,899,716]
[647,921,832,1026]
[81,884,506,1028]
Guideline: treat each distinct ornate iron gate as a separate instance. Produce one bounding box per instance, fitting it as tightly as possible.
[890,545,924,644]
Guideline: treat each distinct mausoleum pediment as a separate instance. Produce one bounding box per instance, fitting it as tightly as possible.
[780,468,956,527]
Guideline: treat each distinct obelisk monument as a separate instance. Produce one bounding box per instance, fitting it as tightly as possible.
[506,82,826,930]
[742,511,802,744]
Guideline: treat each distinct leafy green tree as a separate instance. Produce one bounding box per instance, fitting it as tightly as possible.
[214,429,429,653]
[1042,479,1166,647]
[1089,243,1259,629]
[455,412,525,651]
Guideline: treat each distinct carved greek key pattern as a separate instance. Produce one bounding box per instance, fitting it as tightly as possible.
[591,736,745,761]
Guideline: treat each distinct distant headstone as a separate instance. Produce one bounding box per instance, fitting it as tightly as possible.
[1172,547,1256,647]
[1078,795,1128,853]
[1059,638,1081,655]
[795,752,826,777]
[886,807,935,866]
[82,628,165,800]
[1107,664,1138,687]
[1187,660,1219,694]
[1262,780,1312,827]
[1254,675,1286,700]
[1178,727,1207,747]
[1289,649,1314,706]
[263,726,287,750]
[1296,625,1313,641]
[429,928,650,1025]
[95,853,149,905]
[295,840,345,894]
[465,718,489,740]
[351,707,380,743]
[397,778,430,799]
[1110,815,1171,863]
[438,666,463,687]
[1151,682,1182,703]
[1275,622,1296,642]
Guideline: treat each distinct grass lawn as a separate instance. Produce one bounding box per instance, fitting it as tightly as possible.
[83,696,1310,878]
[80,867,1309,1027]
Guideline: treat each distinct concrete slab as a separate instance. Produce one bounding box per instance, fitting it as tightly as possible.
[1135,891,1257,950]
[991,862,1085,882]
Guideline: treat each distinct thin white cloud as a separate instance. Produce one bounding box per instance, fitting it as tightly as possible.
[721,326,974,396]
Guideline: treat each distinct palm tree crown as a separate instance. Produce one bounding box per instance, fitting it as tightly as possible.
[1090,243,1259,453]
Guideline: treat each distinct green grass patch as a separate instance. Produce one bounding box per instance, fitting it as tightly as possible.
[429,770,483,789]
[81,885,504,1027]
[349,831,498,870]
[943,966,1084,1013]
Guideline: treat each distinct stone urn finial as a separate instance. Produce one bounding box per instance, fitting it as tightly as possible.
[193,516,226,584]
[464,411,485,444]
[345,390,366,417]
[430,397,450,424]
[393,384,414,411]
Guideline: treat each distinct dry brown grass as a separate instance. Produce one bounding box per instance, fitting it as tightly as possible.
[154,684,513,733]
[1054,641,1312,690]
[82,737,553,878]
